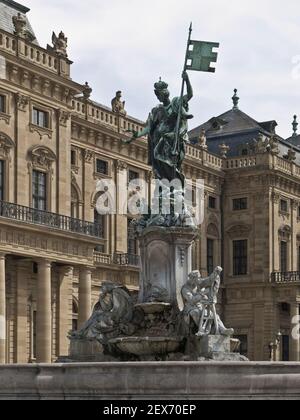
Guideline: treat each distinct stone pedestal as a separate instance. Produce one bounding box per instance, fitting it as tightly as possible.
[185,335,248,362]
[138,227,198,310]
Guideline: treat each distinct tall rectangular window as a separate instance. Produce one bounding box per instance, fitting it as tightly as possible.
[233,198,248,211]
[280,200,288,213]
[0,95,6,113]
[33,108,49,128]
[233,240,248,276]
[207,239,214,275]
[71,150,77,166]
[209,196,216,209]
[282,335,290,362]
[128,218,137,255]
[280,241,288,273]
[0,160,4,201]
[32,170,47,211]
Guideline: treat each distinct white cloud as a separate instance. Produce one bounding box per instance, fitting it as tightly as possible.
[24,0,300,138]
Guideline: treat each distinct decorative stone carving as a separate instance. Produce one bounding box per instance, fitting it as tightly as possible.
[198,129,207,150]
[0,133,14,159]
[15,93,29,112]
[0,113,10,125]
[115,160,128,171]
[82,82,92,100]
[51,31,68,57]
[181,268,234,337]
[12,13,27,38]
[219,143,230,158]
[28,146,56,170]
[284,149,297,162]
[69,282,136,344]
[226,224,251,239]
[83,150,94,164]
[111,91,126,115]
[272,192,280,204]
[58,109,71,127]
[29,124,52,140]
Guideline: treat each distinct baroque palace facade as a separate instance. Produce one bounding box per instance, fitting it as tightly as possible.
[0,0,300,363]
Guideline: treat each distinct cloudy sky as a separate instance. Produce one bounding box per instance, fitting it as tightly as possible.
[24,0,300,138]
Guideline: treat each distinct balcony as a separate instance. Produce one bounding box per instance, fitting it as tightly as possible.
[0,200,103,238]
[113,253,140,267]
[271,272,300,284]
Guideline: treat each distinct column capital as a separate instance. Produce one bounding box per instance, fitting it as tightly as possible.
[36,259,52,268]
[58,265,74,276]
[0,253,6,261]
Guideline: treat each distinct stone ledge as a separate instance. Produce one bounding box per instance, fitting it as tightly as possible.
[1,362,300,400]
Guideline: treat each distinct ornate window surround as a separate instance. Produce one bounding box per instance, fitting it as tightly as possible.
[94,155,112,180]
[29,101,53,140]
[27,145,56,211]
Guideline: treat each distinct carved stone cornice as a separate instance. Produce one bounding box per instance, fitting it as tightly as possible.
[15,93,29,112]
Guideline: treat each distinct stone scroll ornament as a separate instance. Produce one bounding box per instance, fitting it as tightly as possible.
[122,24,219,230]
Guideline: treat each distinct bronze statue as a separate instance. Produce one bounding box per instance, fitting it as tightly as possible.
[124,71,193,185]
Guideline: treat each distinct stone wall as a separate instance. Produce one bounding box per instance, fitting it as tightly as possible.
[0,362,300,400]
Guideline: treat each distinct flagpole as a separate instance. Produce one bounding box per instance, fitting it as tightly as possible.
[172,22,193,158]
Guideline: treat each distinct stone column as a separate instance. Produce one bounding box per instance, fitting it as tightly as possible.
[0,254,6,364]
[58,266,73,357]
[36,260,52,364]
[290,303,300,362]
[78,268,92,329]
[15,261,29,363]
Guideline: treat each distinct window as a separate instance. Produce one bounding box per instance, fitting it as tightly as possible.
[33,108,49,128]
[128,170,139,184]
[282,335,290,362]
[233,198,248,211]
[233,335,248,357]
[0,95,6,113]
[96,159,108,175]
[280,200,288,213]
[72,300,78,332]
[128,218,137,255]
[32,170,47,211]
[0,160,4,201]
[207,239,214,275]
[233,240,248,276]
[209,196,216,209]
[94,208,104,238]
[71,150,77,166]
[71,185,80,219]
[280,241,288,272]
[31,310,37,360]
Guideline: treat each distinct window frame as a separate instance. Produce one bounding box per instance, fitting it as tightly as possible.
[208,196,217,210]
[96,158,109,176]
[233,197,248,211]
[233,239,248,276]
[0,94,6,114]
[32,170,47,211]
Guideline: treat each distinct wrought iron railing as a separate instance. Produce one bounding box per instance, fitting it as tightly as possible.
[0,200,103,238]
[113,253,140,267]
[271,272,300,284]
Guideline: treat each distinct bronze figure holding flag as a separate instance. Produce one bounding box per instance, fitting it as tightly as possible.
[124,23,219,187]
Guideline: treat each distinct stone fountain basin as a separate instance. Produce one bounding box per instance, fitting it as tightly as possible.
[135,302,171,314]
[109,337,183,356]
